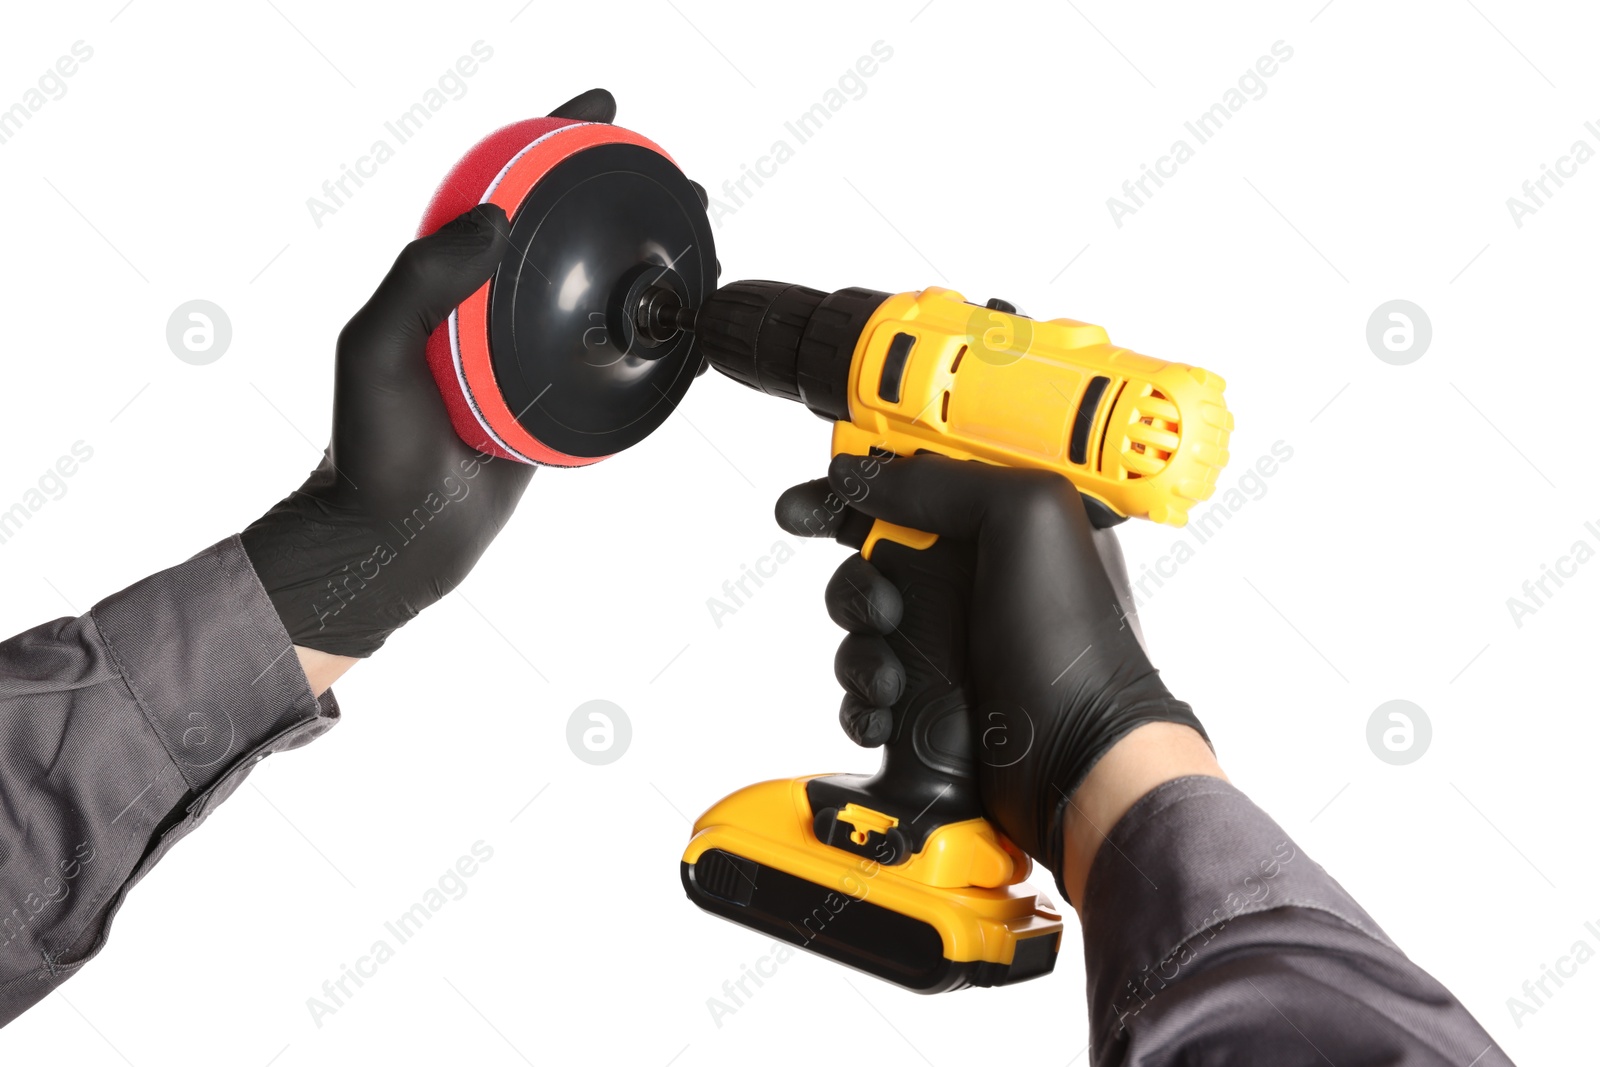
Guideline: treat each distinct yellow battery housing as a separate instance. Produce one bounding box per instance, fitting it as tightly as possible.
[682,777,1063,992]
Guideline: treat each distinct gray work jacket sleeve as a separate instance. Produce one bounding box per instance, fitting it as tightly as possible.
[1082,775,1510,1065]
[0,535,338,1026]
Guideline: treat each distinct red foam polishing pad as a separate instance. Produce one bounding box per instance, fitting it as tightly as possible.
[417,117,710,466]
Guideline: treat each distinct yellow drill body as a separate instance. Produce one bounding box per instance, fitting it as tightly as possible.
[831,287,1232,554]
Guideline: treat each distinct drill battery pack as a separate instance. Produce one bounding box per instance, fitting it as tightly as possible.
[683,778,1062,992]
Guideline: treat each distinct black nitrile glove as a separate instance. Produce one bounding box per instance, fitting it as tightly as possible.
[779,453,1208,895]
[241,90,617,658]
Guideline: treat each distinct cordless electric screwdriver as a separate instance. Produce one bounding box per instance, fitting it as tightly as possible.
[670,281,1233,992]
[410,110,1231,993]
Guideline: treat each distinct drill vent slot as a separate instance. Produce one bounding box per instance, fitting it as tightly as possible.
[1070,376,1112,466]
[878,332,916,403]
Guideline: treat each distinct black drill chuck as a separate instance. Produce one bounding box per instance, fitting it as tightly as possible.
[690,280,891,423]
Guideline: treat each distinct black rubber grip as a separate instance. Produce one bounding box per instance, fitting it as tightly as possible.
[807,532,982,861]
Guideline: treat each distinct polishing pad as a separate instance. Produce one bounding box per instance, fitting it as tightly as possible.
[418,116,715,465]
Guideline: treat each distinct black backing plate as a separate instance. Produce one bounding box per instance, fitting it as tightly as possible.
[489,142,715,458]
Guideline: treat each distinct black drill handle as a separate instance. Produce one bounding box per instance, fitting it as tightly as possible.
[854,530,983,824]
[803,502,988,861]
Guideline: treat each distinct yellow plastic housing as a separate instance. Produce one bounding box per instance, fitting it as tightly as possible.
[832,287,1233,527]
[683,777,1062,967]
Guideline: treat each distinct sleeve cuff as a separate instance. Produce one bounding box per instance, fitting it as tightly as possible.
[90,534,338,795]
[1078,776,1393,1037]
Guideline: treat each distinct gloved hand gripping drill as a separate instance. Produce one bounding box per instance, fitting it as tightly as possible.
[779,453,1208,899]
[675,279,1233,990]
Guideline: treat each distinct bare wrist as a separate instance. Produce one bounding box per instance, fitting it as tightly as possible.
[294,645,358,697]
[1060,722,1225,907]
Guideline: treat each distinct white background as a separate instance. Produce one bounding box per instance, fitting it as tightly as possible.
[2,1,1596,1063]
